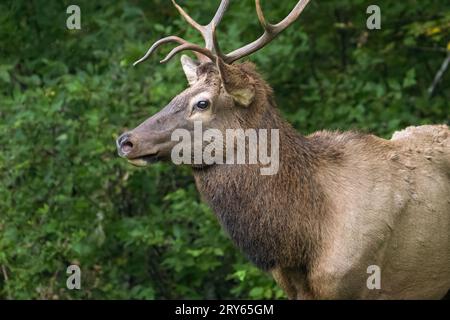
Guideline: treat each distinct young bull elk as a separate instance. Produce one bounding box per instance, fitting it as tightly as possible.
[117,0,450,299]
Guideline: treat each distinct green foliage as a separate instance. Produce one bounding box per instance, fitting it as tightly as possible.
[0,0,448,299]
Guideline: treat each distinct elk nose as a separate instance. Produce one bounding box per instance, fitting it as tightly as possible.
[117,133,135,157]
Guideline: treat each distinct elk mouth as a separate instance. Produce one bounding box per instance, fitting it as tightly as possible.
[127,152,160,167]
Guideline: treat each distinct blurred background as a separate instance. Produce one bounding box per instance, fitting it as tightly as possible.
[0,0,448,299]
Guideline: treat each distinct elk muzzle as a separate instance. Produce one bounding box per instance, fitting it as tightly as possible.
[116,130,162,167]
[116,101,187,167]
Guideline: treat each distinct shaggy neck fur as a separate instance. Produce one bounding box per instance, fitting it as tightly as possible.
[193,66,331,272]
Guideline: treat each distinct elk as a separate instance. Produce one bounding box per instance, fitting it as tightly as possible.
[117,0,450,299]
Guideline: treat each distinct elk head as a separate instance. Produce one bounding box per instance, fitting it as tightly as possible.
[117,0,310,167]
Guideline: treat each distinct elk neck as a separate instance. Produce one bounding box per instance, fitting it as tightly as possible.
[192,82,330,273]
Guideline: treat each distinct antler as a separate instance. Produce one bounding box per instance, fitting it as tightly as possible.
[223,0,310,63]
[133,36,216,65]
[134,0,310,66]
[172,0,228,55]
[134,0,230,66]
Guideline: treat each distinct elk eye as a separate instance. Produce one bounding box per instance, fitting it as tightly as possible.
[196,100,209,110]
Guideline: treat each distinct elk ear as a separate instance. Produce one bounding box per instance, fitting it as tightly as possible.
[228,87,255,107]
[216,59,255,107]
[181,55,200,86]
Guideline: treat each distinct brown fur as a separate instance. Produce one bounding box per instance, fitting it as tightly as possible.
[118,60,450,299]
[191,63,326,272]
[192,63,449,299]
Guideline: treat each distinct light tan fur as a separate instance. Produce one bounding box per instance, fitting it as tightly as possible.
[274,125,450,299]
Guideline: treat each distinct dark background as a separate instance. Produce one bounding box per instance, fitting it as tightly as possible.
[0,0,448,299]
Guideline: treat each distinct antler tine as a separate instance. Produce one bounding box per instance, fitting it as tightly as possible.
[171,0,204,34]
[255,0,271,31]
[172,0,229,55]
[171,0,229,31]
[160,43,217,64]
[207,0,230,56]
[133,36,205,66]
[272,0,310,32]
[210,0,230,29]
[224,0,310,64]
